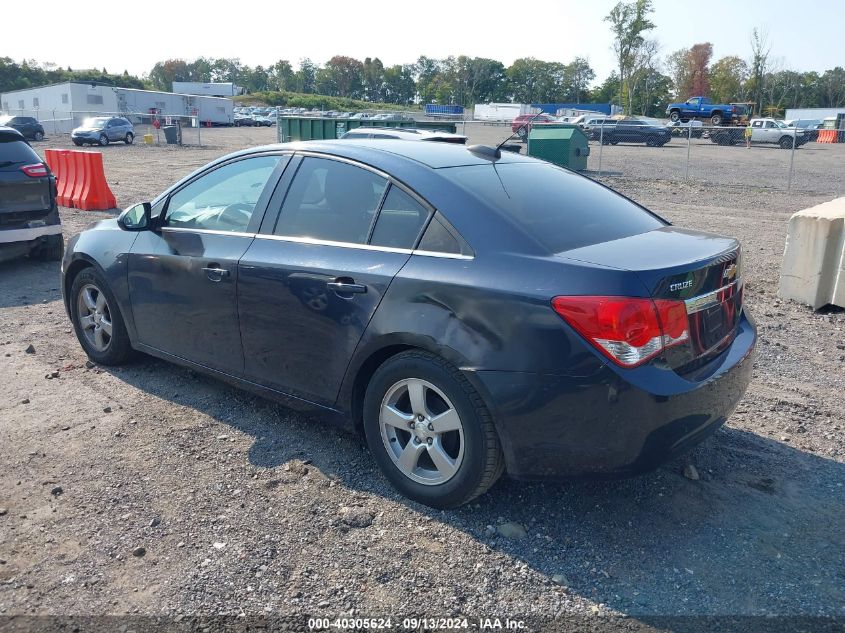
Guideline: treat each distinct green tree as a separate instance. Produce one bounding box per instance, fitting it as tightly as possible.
[362,57,385,102]
[413,56,441,103]
[383,64,416,104]
[294,58,317,94]
[268,60,294,92]
[317,56,364,98]
[710,56,748,104]
[605,0,655,112]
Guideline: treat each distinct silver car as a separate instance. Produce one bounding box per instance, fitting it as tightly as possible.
[72,117,135,147]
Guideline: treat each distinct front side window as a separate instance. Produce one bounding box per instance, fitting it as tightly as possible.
[165,156,280,232]
[275,157,387,244]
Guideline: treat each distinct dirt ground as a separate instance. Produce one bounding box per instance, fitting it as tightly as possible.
[0,127,843,627]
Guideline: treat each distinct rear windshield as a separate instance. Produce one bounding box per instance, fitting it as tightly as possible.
[443,162,666,253]
[0,138,41,165]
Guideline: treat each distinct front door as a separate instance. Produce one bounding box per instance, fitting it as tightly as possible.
[128,154,285,374]
[238,155,431,406]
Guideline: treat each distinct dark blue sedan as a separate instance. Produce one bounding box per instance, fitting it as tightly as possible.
[61,140,756,508]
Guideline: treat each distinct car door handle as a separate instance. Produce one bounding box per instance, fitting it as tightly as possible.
[202,266,230,282]
[327,279,367,295]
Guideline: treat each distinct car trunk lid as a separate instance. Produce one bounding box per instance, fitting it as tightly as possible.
[559,227,743,371]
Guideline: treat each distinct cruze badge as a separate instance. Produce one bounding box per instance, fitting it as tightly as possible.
[669,280,693,292]
[723,263,738,281]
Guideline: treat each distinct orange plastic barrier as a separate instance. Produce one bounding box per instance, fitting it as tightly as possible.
[43,149,62,200]
[41,149,117,210]
[817,130,837,144]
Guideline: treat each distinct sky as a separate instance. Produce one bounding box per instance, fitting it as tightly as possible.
[5,0,842,84]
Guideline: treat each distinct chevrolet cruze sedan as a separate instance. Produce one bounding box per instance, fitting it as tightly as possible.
[61,140,756,508]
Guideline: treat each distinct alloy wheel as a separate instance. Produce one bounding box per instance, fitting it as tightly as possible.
[379,378,465,485]
[76,284,113,352]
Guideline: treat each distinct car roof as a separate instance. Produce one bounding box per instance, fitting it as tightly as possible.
[343,127,466,140]
[0,125,26,141]
[256,139,536,170]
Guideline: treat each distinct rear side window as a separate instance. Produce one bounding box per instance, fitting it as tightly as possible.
[443,162,665,253]
[417,213,468,255]
[275,157,388,244]
[370,185,430,249]
[0,138,41,165]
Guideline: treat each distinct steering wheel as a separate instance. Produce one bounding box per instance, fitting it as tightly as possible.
[215,203,253,229]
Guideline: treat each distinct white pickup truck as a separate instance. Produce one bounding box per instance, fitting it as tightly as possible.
[710,118,811,148]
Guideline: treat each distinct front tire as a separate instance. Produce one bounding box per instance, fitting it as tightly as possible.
[779,136,793,149]
[363,351,504,508]
[34,131,44,141]
[69,267,133,365]
[98,134,109,146]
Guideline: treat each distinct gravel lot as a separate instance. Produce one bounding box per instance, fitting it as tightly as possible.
[1,127,843,628]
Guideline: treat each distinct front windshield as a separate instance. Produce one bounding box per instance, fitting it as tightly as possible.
[82,117,110,128]
[0,115,12,125]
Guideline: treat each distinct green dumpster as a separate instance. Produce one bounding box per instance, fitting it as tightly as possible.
[527,124,590,171]
[278,117,457,143]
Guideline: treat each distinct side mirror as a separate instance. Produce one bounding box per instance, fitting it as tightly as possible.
[117,202,151,231]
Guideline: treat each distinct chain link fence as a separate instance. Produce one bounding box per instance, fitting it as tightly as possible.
[452,112,845,196]
[584,118,845,194]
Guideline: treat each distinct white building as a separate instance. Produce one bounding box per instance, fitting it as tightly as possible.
[0,82,234,132]
[172,82,243,97]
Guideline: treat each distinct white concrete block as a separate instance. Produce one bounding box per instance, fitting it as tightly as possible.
[779,197,845,310]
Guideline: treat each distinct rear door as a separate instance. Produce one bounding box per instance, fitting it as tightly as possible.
[107,119,121,141]
[128,153,287,373]
[0,134,53,221]
[237,154,431,406]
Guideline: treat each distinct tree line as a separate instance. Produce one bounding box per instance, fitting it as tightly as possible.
[145,55,598,107]
[3,2,844,119]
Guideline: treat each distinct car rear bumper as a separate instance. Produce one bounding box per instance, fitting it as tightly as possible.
[470,312,757,480]
[0,223,62,243]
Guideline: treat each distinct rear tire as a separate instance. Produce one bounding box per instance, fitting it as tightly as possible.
[32,234,64,261]
[362,350,504,508]
[710,113,723,126]
[124,133,134,145]
[34,131,44,141]
[69,267,133,365]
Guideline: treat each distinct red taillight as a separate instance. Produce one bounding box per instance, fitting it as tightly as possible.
[21,163,48,178]
[551,296,690,368]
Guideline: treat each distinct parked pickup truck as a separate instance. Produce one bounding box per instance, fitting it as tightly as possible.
[666,97,739,126]
[709,118,811,148]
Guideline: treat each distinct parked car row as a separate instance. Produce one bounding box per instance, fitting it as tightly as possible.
[234,106,415,123]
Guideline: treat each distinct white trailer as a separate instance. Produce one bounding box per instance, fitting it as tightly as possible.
[172,82,243,97]
[473,103,537,122]
[1,82,234,132]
